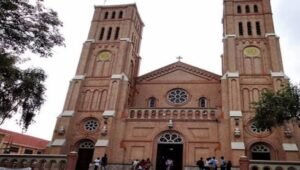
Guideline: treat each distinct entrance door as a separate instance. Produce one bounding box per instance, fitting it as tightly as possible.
[156,144,183,170]
[156,131,184,170]
[75,140,95,170]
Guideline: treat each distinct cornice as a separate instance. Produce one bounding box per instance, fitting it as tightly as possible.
[137,61,221,82]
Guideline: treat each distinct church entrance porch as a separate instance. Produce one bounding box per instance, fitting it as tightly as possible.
[156,143,183,170]
[156,131,183,170]
[75,140,95,170]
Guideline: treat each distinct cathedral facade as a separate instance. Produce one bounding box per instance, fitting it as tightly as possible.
[47,0,300,169]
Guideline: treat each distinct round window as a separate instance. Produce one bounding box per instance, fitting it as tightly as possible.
[249,122,269,134]
[84,119,99,132]
[167,88,189,105]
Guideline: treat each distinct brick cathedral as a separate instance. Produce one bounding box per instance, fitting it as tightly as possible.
[47,0,300,169]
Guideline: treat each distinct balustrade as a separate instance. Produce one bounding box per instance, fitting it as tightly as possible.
[128,108,218,120]
[0,154,67,170]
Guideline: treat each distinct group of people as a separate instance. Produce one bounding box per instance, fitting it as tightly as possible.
[93,154,108,170]
[131,158,152,170]
[196,156,232,170]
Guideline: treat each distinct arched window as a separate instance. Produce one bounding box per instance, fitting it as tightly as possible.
[245,5,250,13]
[247,22,252,36]
[104,12,109,19]
[239,22,244,36]
[118,11,123,19]
[106,27,112,40]
[199,97,207,108]
[111,11,116,19]
[256,22,261,36]
[237,5,242,13]
[114,27,120,40]
[158,132,183,144]
[99,27,105,40]
[254,5,259,13]
[148,97,156,108]
[251,143,271,160]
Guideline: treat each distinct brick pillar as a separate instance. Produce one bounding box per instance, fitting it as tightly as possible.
[66,151,78,170]
[239,156,249,170]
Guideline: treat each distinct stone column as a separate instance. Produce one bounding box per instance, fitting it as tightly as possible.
[239,156,249,170]
[66,151,78,170]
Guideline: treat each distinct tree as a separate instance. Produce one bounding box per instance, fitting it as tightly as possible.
[253,82,300,130]
[0,0,64,130]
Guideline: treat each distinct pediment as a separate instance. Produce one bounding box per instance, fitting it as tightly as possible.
[137,61,221,82]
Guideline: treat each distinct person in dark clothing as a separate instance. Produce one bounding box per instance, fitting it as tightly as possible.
[196,157,205,170]
[101,154,108,170]
[226,160,232,170]
[220,156,227,170]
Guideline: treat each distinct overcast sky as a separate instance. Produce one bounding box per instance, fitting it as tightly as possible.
[2,0,300,140]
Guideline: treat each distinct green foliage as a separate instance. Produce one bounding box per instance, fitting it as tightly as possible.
[253,83,300,130]
[0,0,64,57]
[0,0,64,130]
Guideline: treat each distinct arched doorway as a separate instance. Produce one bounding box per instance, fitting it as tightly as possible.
[156,131,183,170]
[250,143,271,160]
[75,140,95,170]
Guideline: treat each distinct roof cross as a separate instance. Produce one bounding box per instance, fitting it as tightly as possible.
[176,56,183,61]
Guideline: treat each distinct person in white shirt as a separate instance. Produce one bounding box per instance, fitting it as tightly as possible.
[94,157,101,170]
[165,158,173,170]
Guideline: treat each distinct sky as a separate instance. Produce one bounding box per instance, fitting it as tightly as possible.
[2,0,300,140]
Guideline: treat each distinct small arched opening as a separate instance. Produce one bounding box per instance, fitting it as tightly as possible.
[75,139,95,170]
[250,143,271,160]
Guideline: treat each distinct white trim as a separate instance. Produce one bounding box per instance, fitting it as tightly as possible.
[227,72,239,78]
[73,75,85,80]
[111,73,129,81]
[120,37,132,42]
[221,72,239,79]
[86,39,95,42]
[224,34,237,39]
[265,33,277,37]
[230,111,242,117]
[282,143,299,151]
[270,71,289,79]
[103,110,116,117]
[51,139,66,146]
[61,110,74,117]
[95,139,109,147]
[231,142,245,150]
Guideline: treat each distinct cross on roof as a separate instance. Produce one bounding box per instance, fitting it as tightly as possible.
[176,56,183,61]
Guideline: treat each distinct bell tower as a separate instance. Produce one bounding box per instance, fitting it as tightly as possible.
[222,0,298,165]
[48,3,143,168]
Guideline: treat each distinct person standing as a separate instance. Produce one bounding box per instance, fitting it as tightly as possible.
[220,156,226,170]
[101,154,108,170]
[226,160,232,170]
[165,158,173,170]
[212,157,218,170]
[196,157,205,170]
[144,158,152,170]
[94,157,101,170]
[132,159,139,170]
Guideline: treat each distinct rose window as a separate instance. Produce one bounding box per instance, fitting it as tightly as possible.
[84,119,99,132]
[249,122,269,134]
[167,88,189,105]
